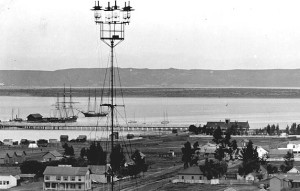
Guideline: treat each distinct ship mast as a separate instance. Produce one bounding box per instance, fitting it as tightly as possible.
[91,1,134,190]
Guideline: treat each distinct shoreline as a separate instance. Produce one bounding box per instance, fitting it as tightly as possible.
[2,87,300,98]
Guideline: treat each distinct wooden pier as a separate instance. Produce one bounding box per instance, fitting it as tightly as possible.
[0,122,188,131]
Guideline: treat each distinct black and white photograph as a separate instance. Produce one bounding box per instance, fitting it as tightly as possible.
[1,0,300,190]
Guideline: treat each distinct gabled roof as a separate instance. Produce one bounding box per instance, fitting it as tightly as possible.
[43,150,63,158]
[88,165,107,175]
[43,166,89,176]
[287,166,300,173]
[15,151,26,157]
[178,166,203,175]
[0,153,10,159]
[77,135,87,139]
[27,113,43,118]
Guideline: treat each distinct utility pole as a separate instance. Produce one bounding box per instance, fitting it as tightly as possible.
[91,1,134,190]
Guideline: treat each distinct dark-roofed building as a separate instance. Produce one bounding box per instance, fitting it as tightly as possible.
[178,166,206,181]
[43,166,91,190]
[206,119,250,133]
[60,135,69,142]
[42,150,63,162]
[76,135,87,142]
[27,113,43,122]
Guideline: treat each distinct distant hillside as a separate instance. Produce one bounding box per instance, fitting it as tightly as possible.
[1,68,300,87]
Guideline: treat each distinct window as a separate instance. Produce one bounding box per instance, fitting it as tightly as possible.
[78,184,82,189]
[71,176,75,181]
[45,176,50,180]
[6,181,9,185]
[45,183,50,188]
[0,181,2,185]
[199,176,202,180]
[78,176,82,181]
[52,183,56,188]
[56,176,61,181]
[191,176,194,180]
[70,184,75,189]
[181,176,184,179]
[63,176,68,181]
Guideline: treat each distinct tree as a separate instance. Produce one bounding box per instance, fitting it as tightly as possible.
[110,144,125,174]
[20,160,45,177]
[181,141,192,168]
[214,146,225,161]
[130,149,148,177]
[266,124,271,135]
[188,125,198,134]
[290,123,297,135]
[202,125,207,135]
[238,140,260,176]
[193,141,199,151]
[267,164,278,174]
[80,148,86,158]
[286,125,290,134]
[63,143,74,156]
[200,159,227,180]
[213,126,223,144]
[297,124,300,135]
[231,140,238,151]
[87,142,107,165]
[275,124,280,135]
[280,151,294,172]
[271,124,276,135]
[224,132,231,147]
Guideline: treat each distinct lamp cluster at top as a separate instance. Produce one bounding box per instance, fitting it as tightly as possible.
[91,1,134,24]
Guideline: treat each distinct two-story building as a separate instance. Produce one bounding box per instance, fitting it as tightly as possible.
[43,166,91,191]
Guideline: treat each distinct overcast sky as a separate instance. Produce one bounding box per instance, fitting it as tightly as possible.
[1,0,300,70]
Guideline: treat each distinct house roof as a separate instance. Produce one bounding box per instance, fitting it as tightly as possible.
[88,165,107,175]
[178,166,203,175]
[27,113,43,118]
[43,150,63,158]
[77,135,87,139]
[287,166,300,173]
[43,166,89,176]
[19,174,36,178]
[269,149,292,155]
[288,141,300,145]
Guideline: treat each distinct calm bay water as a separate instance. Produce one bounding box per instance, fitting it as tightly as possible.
[0,96,300,141]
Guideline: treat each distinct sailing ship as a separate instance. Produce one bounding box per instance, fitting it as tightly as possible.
[80,89,108,117]
[9,108,23,122]
[128,112,137,123]
[161,110,169,125]
[49,86,78,123]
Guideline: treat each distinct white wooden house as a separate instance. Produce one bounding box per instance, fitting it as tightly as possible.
[0,175,17,189]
